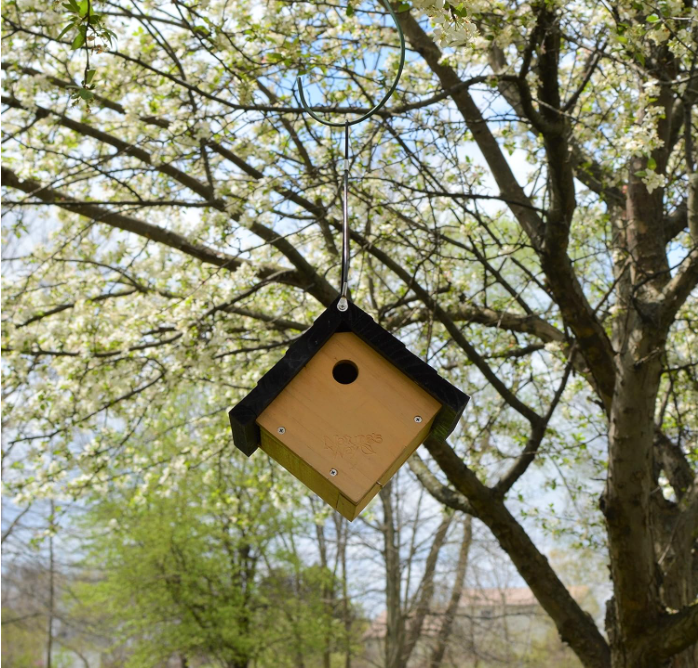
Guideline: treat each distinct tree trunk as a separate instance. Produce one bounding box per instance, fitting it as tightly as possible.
[46,500,55,668]
[315,510,332,668]
[401,512,453,665]
[602,98,698,664]
[335,515,352,668]
[604,345,665,667]
[381,482,404,668]
[430,516,473,668]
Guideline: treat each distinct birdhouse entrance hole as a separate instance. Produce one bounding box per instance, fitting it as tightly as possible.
[333,360,358,384]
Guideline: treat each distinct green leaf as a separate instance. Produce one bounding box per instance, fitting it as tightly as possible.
[71,29,86,50]
[646,14,660,22]
[346,3,354,16]
[78,89,94,101]
[396,2,411,12]
[66,0,81,14]
[647,156,657,170]
[85,69,96,85]
[634,170,647,177]
[267,53,283,63]
[57,22,75,40]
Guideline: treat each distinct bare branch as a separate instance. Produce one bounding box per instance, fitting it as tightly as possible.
[407,453,473,515]
[1,167,296,286]
[660,246,698,329]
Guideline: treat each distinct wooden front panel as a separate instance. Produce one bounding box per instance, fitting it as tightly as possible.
[256,332,441,513]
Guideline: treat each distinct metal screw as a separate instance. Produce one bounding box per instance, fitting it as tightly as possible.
[330,468,338,477]
[414,416,423,423]
[277,427,286,434]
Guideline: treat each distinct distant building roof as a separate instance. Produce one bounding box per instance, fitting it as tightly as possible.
[362,586,590,640]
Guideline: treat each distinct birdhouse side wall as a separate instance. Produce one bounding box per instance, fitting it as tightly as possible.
[260,427,376,521]
[259,427,341,510]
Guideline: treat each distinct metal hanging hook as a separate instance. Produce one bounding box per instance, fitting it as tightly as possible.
[296,0,406,311]
[296,0,406,128]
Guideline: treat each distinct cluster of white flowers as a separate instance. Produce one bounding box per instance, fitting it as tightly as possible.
[411,0,478,47]
[432,13,477,47]
[620,103,666,157]
[641,169,667,194]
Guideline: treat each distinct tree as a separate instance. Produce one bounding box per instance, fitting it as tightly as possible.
[375,472,473,668]
[2,1,697,666]
[67,411,339,668]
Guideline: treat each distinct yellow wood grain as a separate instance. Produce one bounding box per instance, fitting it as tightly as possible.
[256,332,441,518]
[259,428,340,509]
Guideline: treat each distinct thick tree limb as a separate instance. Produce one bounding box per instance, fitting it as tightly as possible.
[1,95,215,201]
[660,246,698,330]
[423,436,611,668]
[0,167,306,289]
[650,602,698,662]
[407,453,473,515]
[655,429,695,501]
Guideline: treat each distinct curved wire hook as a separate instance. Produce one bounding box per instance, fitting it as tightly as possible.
[296,0,406,127]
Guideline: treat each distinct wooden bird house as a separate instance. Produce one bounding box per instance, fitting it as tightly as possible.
[229,298,469,521]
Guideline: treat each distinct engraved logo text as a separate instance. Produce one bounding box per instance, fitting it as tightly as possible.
[324,433,382,462]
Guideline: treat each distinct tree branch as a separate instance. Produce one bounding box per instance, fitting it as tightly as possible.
[652,602,698,662]
[1,167,300,287]
[1,97,338,305]
[660,246,698,329]
[395,11,545,247]
[654,429,695,501]
[422,436,611,668]
[407,453,473,515]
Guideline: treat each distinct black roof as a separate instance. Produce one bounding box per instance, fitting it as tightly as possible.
[229,297,470,455]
